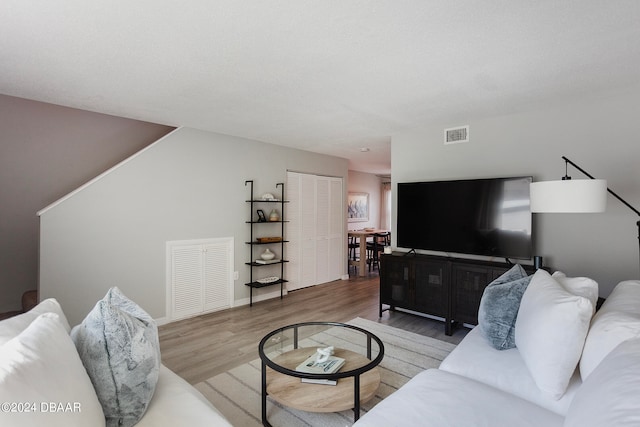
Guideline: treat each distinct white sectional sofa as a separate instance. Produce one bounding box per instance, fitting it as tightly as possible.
[355,270,640,427]
[0,293,231,427]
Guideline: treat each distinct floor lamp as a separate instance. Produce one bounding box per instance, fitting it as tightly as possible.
[530,156,640,276]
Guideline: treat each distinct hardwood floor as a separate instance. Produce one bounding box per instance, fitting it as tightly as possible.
[158,272,469,385]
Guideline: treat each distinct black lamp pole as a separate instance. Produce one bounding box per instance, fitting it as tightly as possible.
[562,156,640,276]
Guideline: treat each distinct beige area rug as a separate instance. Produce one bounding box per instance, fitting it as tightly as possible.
[195,318,456,426]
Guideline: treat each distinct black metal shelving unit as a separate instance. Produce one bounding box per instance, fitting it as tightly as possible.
[244,180,289,306]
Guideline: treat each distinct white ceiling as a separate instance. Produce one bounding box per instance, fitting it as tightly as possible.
[2,1,640,174]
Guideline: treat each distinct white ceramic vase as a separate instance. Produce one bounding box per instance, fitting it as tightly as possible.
[260,248,275,260]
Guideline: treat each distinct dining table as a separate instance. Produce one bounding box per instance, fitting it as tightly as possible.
[348,229,389,277]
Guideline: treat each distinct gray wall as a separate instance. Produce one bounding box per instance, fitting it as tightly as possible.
[391,86,640,297]
[0,95,173,313]
[39,127,348,325]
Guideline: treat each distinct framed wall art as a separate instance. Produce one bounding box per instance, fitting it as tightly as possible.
[347,192,369,222]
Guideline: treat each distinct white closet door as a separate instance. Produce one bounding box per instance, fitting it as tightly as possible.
[316,177,330,284]
[286,172,344,291]
[300,173,317,289]
[328,177,344,280]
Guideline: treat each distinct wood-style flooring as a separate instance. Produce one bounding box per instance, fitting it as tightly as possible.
[158,272,469,385]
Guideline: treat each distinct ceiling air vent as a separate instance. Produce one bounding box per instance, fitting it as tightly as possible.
[444,126,469,145]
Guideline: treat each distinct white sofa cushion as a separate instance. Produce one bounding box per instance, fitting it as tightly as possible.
[0,313,105,427]
[580,280,640,380]
[551,271,599,314]
[353,369,564,427]
[515,269,593,400]
[72,287,160,427]
[0,298,70,345]
[440,326,580,415]
[565,337,640,427]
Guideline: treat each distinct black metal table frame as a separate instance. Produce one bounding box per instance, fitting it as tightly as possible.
[258,321,385,427]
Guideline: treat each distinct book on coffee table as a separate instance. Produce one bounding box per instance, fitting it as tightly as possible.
[300,377,338,386]
[296,354,345,375]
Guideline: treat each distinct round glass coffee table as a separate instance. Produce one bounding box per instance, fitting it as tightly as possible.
[258,321,384,427]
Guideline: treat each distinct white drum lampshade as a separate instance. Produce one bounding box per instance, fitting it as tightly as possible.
[530,179,607,213]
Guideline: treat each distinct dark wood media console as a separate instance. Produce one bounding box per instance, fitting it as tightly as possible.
[379,252,536,335]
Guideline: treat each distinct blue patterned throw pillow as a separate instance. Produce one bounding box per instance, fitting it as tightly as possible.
[71,287,160,427]
[478,264,532,350]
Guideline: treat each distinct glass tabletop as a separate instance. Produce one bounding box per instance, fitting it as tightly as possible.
[258,321,384,380]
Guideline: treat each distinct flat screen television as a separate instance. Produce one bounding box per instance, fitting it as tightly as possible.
[396,176,533,260]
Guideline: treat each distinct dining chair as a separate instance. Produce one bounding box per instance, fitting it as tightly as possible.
[367,232,390,272]
[348,235,360,261]
[348,235,361,275]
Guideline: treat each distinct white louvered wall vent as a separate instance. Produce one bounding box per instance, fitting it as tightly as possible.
[167,237,234,321]
[444,126,469,145]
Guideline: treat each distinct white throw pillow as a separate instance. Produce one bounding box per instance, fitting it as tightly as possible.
[580,280,640,380]
[0,298,70,345]
[0,313,105,427]
[565,337,640,427]
[515,269,593,400]
[551,271,599,313]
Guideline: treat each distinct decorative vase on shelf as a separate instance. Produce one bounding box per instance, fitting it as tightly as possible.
[269,209,280,221]
[260,248,275,260]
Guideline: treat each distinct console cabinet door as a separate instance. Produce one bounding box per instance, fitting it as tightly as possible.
[413,259,449,318]
[451,264,492,325]
[380,256,411,307]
